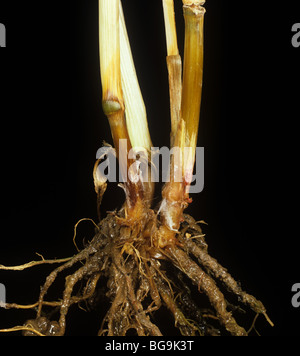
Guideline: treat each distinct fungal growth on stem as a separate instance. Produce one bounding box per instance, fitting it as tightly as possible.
[0,0,273,336]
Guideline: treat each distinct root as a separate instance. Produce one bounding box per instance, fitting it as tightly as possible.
[184,238,263,311]
[182,235,274,327]
[0,325,46,336]
[73,218,100,252]
[0,212,273,336]
[58,255,103,335]
[0,255,73,271]
[36,247,95,317]
[152,262,200,336]
[165,244,248,336]
[100,248,163,336]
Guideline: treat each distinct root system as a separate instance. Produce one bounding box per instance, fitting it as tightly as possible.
[0,209,273,336]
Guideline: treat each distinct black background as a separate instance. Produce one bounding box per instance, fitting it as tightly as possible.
[0,0,299,336]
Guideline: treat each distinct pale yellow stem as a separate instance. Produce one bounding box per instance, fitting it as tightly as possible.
[99,0,123,107]
[119,2,152,151]
[162,0,179,56]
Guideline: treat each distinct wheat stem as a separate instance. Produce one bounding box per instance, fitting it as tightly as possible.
[119,2,152,152]
[162,0,179,57]
[99,0,146,218]
[162,0,182,148]
[181,3,205,185]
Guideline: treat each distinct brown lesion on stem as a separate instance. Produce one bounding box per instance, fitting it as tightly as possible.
[157,120,190,247]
